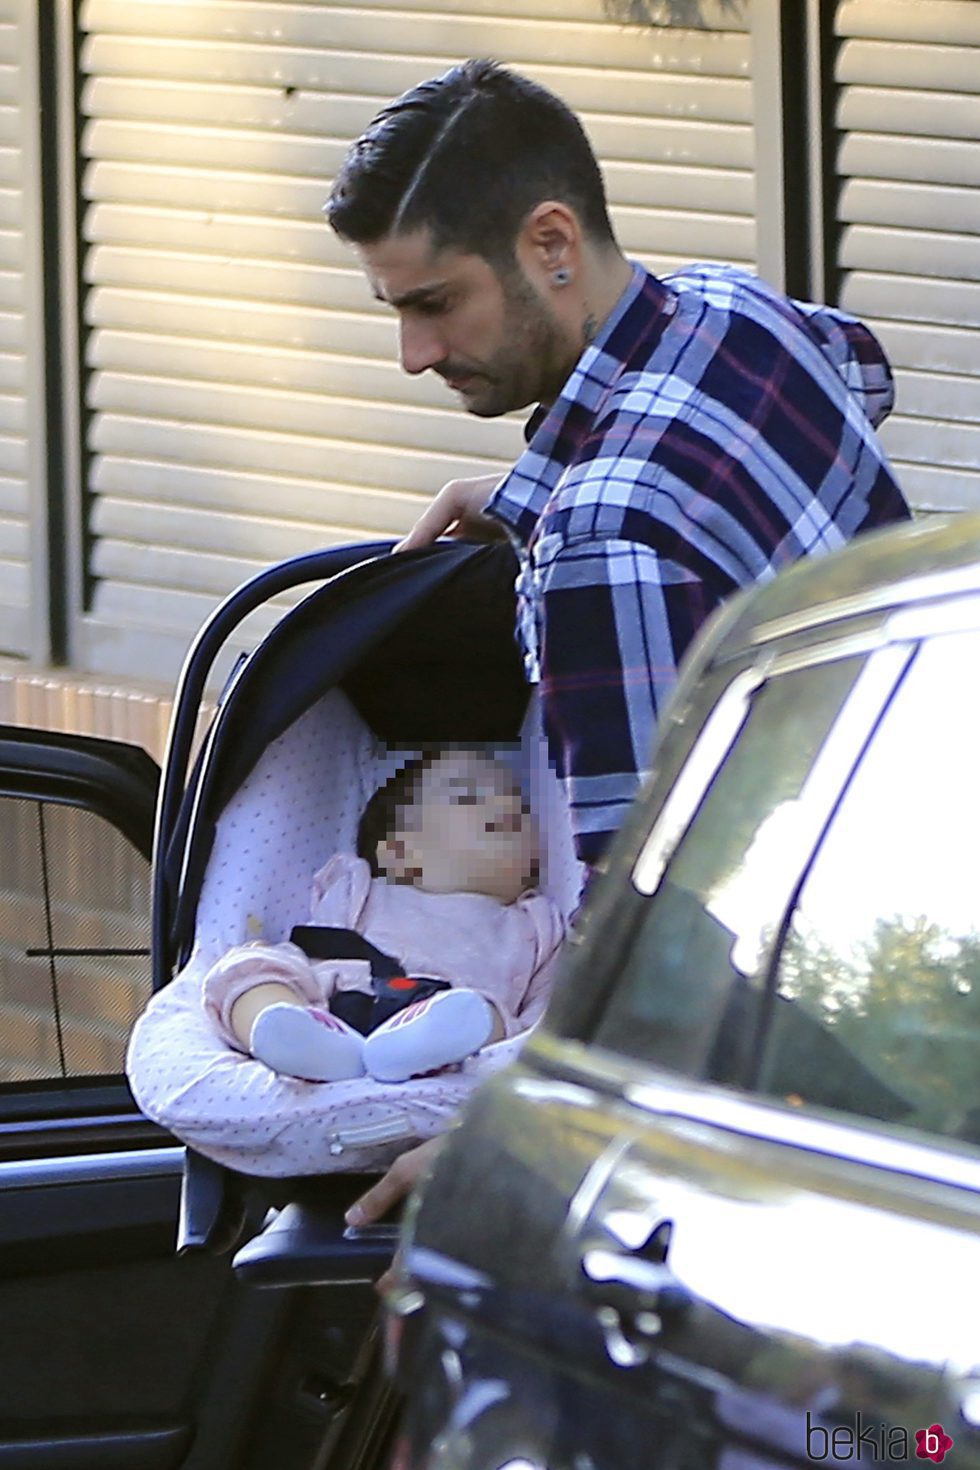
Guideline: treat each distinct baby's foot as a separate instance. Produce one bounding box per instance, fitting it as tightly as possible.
[363,989,495,1083]
[250,1004,365,1082]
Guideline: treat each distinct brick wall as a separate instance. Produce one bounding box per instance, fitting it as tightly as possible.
[0,796,151,1082]
[0,668,219,1082]
[0,665,176,763]
[0,664,216,765]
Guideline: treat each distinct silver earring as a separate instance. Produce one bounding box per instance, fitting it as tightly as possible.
[553,268,571,286]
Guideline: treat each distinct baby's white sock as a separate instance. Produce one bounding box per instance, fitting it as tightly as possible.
[363,989,495,1083]
[249,1004,365,1082]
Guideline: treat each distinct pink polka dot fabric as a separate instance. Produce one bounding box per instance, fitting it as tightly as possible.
[127,691,583,1176]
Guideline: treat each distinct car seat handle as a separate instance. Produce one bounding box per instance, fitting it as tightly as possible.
[151,542,396,989]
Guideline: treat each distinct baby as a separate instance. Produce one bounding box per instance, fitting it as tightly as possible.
[201,749,565,1083]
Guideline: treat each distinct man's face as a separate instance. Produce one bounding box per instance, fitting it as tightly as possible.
[355,229,574,416]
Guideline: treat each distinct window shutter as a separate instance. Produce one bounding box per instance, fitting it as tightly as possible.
[77,0,752,682]
[0,0,45,658]
[835,0,980,515]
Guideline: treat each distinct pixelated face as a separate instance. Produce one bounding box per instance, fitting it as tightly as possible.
[380,750,539,902]
[354,229,572,417]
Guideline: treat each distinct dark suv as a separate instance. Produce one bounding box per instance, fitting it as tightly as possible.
[391,514,980,1470]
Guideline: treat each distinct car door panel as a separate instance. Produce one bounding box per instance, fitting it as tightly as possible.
[0,1140,290,1467]
[398,1312,724,1470]
[0,728,390,1470]
[0,1148,185,1273]
[402,1057,980,1469]
[567,1126,980,1466]
[0,1425,192,1470]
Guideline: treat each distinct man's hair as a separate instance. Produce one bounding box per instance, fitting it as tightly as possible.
[325,59,615,267]
[356,754,434,876]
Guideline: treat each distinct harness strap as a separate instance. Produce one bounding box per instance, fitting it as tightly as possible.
[289,924,451,1035]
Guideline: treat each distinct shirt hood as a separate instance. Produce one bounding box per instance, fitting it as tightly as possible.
[788,296,896,430]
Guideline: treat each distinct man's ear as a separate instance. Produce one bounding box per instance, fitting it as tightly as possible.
[517,200,582,283]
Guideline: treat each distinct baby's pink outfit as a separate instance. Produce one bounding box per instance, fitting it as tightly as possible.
[204,852,565,1052]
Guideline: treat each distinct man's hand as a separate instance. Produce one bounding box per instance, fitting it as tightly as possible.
[345,1136,445,1228]
[395,474,507,552]
[346,1137,446,1294]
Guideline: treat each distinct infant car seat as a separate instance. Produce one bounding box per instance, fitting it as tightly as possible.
[127,540,583,1177]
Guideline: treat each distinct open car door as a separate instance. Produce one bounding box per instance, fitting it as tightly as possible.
[0,724,393,1470]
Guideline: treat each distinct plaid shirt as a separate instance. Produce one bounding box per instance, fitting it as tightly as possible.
[487,262,910,869]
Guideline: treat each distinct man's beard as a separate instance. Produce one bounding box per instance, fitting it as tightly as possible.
[441,270,573,418]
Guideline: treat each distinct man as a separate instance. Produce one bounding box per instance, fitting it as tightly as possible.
[326,57,910,886]
[327,58,910,1226]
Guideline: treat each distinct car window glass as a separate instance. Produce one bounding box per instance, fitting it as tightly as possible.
[0,796,151,1082]
[762,631,980,1148]
[591,656,866,1072]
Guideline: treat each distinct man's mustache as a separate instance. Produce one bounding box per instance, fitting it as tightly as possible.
[435,362,485,383]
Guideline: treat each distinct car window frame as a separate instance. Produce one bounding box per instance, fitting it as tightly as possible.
[0,725,162,1151]
[533,603,980,1195]
[551,632,914,1056]
[753,622,980,1147]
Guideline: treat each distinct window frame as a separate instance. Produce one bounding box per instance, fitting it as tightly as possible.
[754,627,980,1143]
[0,725,162,1153]
[534,597,980,1196]
[581,636,916,1087]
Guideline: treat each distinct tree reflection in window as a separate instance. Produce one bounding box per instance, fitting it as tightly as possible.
[766,628,980,1149]
[777,917,980,1144]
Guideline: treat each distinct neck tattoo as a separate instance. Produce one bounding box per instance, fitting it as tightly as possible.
[582,312,597,346]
